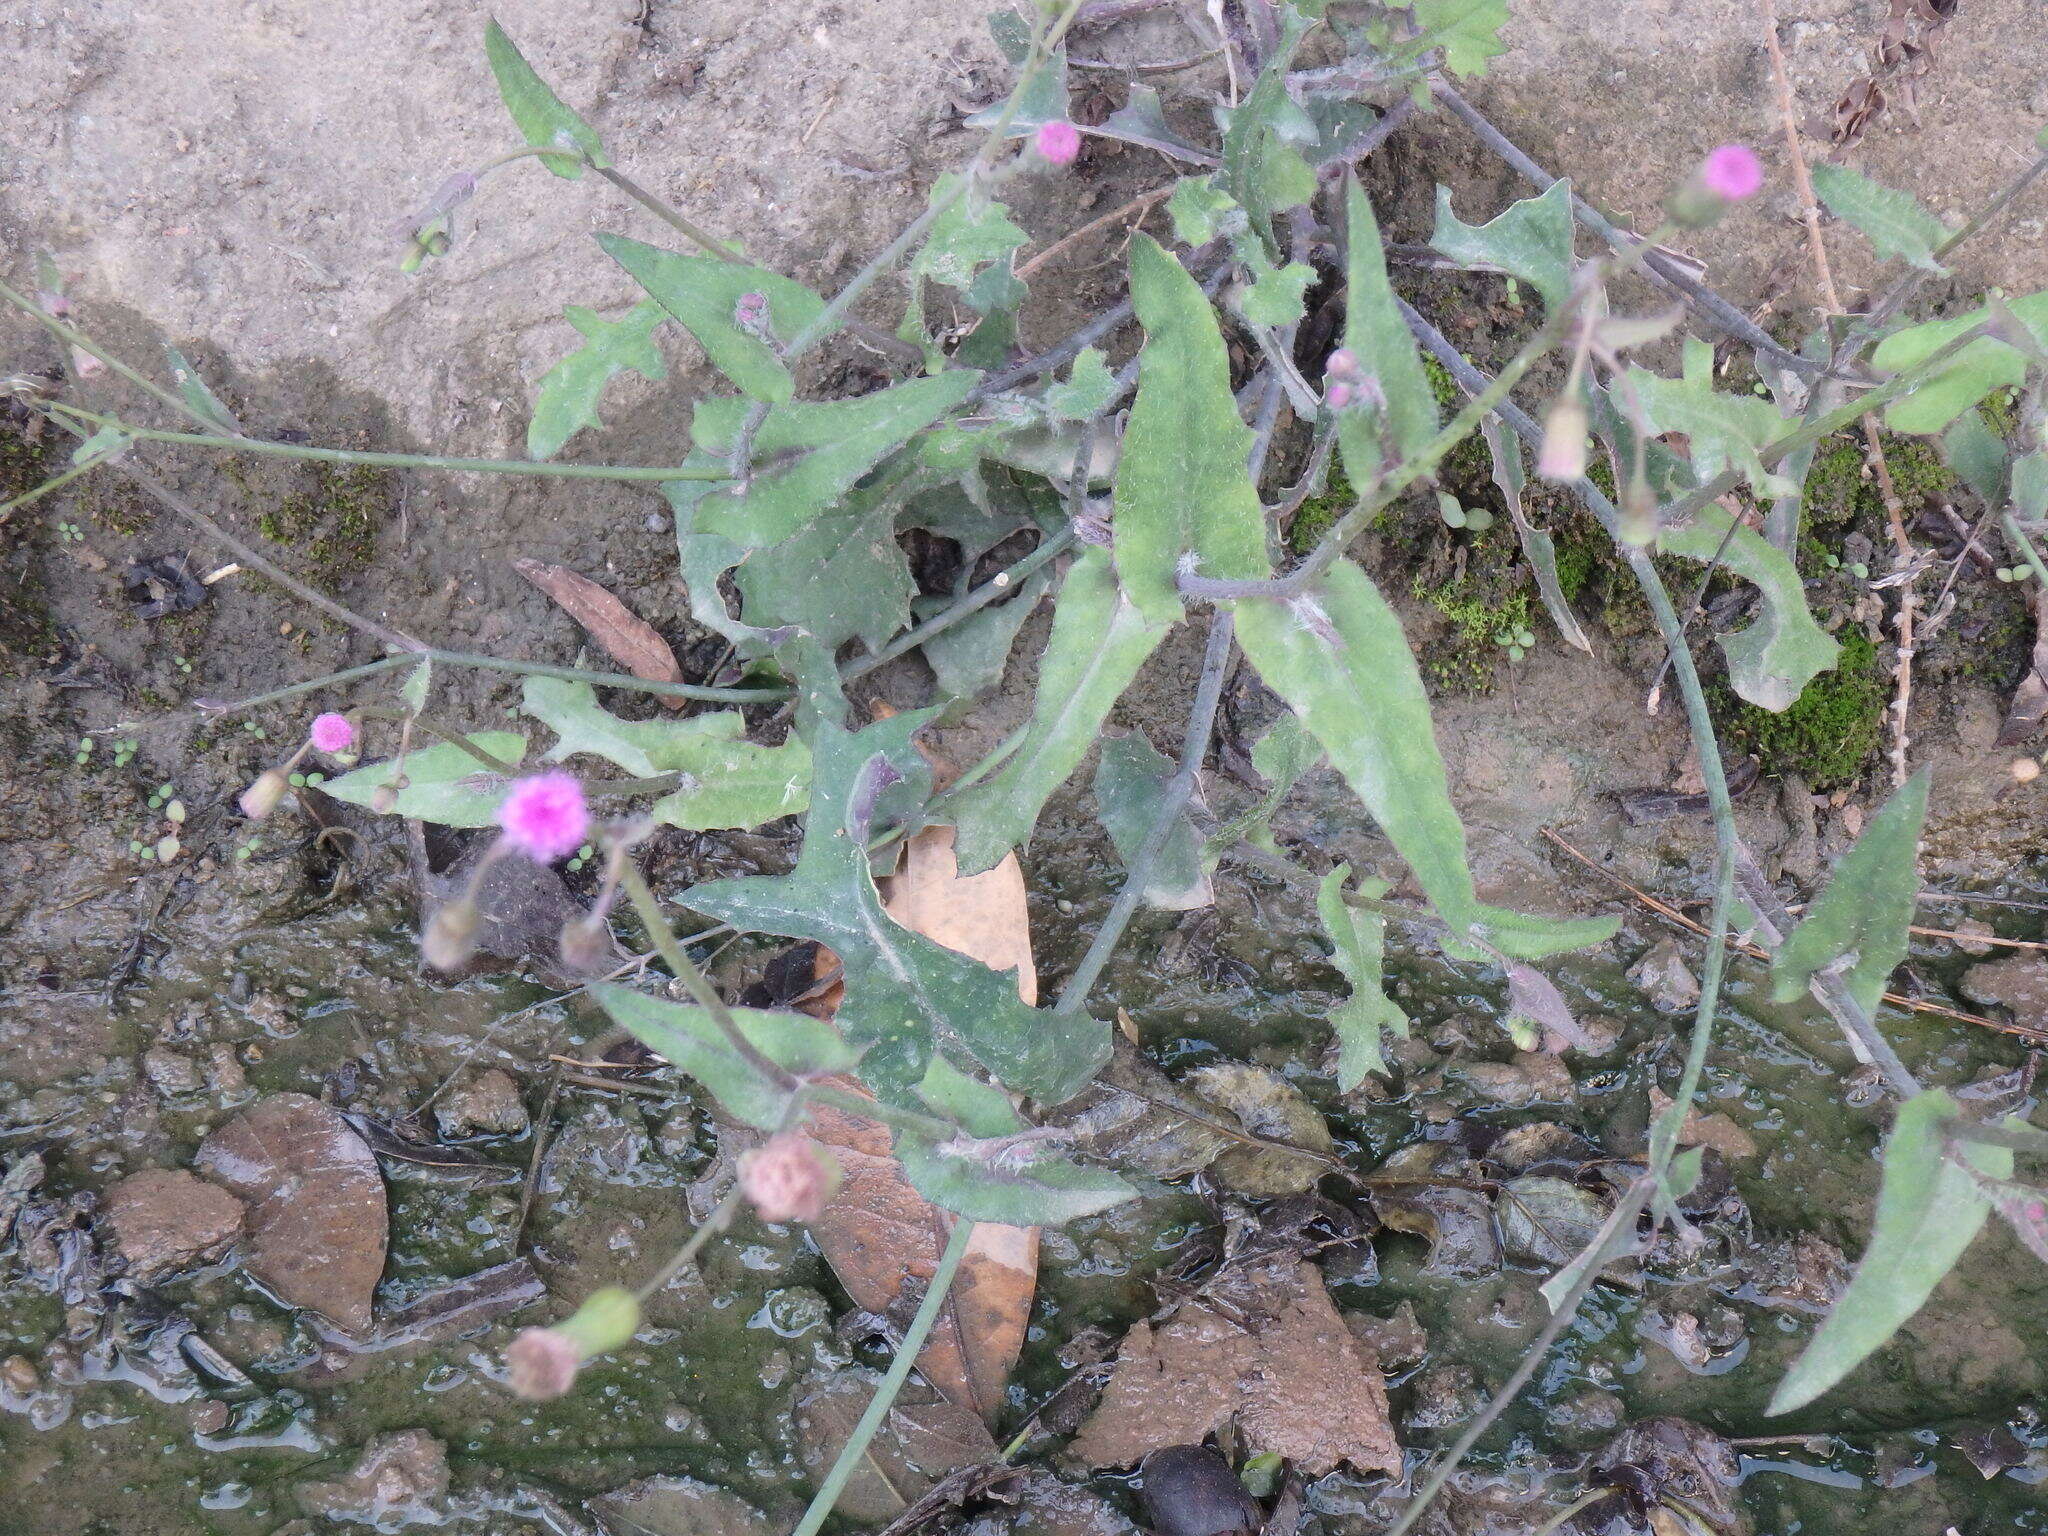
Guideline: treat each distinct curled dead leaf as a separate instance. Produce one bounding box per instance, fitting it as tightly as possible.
[512,558,686,709]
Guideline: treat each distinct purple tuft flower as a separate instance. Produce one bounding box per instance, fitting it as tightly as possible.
[1035,120,1082,167]
[1701,144,1763,202]
[497,771,590,864]
[309,712,355,754]
[1325,381,1355,410]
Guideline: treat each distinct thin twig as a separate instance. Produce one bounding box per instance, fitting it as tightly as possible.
[1017,187,1175,280]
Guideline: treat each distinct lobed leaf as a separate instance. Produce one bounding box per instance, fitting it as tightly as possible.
[527,301,669,460]
[1767,1089,2010,1414]
[729,479,915,653]
[1771,767,1928,1017]
[1810,164,1947,273]
[898,1132,1135,1226]
[1316,864,1408,1088]
[1404,0,1511,78]
[320,732,526,827]
[594,985,854,1130]
[1870,290,2048,434]
[1628,338,1801,500]
[1044,347,1121,422]
[484,19,607,176]
[1656,501,1840,711]
[1429,180,1576,314]
[1340,180,1439,480]
[599,233,824,405]
[950,547,1170,874]
[918,566,1053,705]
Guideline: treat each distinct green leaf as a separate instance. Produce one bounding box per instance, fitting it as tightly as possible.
[399,656,432,715]
[1940,407,2011,505]
[1239,249,1317,326]
[1203,712,1321,864]
[1429,180,1576,314]
[484,19,606,176]
[1097,84,1213,165]
[1317,864,1408,1088]
[164,345,238,434]
[2016,450,2048,522]
[915,1056,1024,1137]
[1044,347,1121,422]
[1870,290,2048,434]
[1218,13,1315,251]
[599,233,825,405]
[730,478,915,653]
[911,174,1027,293]
[1767,1089,2010,1414]
[1656,499,1840,711]
[1339,180,1439,478]
[520,676,810,829]
[593,984,854,1130]
[950,547,1170,874]
[1482,416,1592,653]
[321,732,526,826]
[1167,175,1242,248]
[1810,164,1947,273]
[966,23,1068,135]
[917,567,1052,704]
[528,301,669,460]
[1771,768,1928,1017]
[1114,234,1268,624]
[1233,560,1617,961]
[691,375,981,547]
[69,425,129,467]
[1406,0,1511,77]
[1627,338,1801,500]
[1093,732,1213,911]
[897,1130,1135,1225]
[683,654,1109,1105]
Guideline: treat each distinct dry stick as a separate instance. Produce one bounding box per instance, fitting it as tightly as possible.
[1763,0,1917,788]
[1016,186,1176,280]
[1538,826,2048,1045]
[1429,83,1821,377]
[1053,610,1236,1014]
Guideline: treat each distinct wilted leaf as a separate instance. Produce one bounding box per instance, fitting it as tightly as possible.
[803,1089,1038,1422]
[1481,415,1592,653]
[794,1370,1000,1521]
[1497,1174,1611,1267]
[321,732,526,826]
[691,376,980,547]
[1768,1089,2011,1414]
[1429,180,1575,313]
[1069,1253,1401,1476]
[595,986,854,1130]
[528,301,668,460]
[1114,234,1269,623]
[1186,1063,1334,1198]
[1871,289,2048,434]
[950,547,1170,875]
[1504,962,1594,1052]
[1771,768,1928,1017]
[1316,865,1407,1088]
[513,559,686,708]
[1234,558,1619,961]
[484,19,606,175]
[1810,164,1946,273]
[1373,1178,1502,1279]
[1656,500,1840,711]
[1093,732,1213,911]
[195,1093,388,1334]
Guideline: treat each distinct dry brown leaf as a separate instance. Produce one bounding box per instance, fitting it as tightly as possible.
[1068,1253,1401,1476]
[881,825,1037,1004]
[194,1092,388,1334]
[1649,1087,1760,1161]
[512,558,686,710]
[793,1371,999,1522]
[805,1087,1037,1423]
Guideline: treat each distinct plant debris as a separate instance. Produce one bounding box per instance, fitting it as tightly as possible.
[514,557,688,709]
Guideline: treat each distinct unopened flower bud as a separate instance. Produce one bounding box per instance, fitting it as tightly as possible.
[1325,380,1355,411]
[503,1287,640,1401]
[1619,474,1659,546]
[238,769,289,821]
[1536,395,1589,481]
[557,914,611,975]
[1325,348,1359,379]
[739,1133,841,1223]
[2011,757,2041,785]
[422,897,481,972]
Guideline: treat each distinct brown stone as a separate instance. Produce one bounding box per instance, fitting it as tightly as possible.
[102,1168,244,1280]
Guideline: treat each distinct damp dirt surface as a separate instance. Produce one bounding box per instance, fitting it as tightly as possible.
[5,2,2048,1534]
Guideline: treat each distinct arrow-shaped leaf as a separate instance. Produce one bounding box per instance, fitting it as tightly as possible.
[484,19,607,175]
[1317,864,1408,1088]
[600,233,825,404]
[528,301,668,460]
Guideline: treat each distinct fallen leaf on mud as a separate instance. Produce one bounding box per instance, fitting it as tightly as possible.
[513,558,687,709]
[1648,1087,1759,1161]
[1068,1253,1401,1477]
[1505,963,1594,1053]
[804,1089,1037,1422]
[793,1370,998,1522]
[881,824,1037,1004]
[195,1092,388,1334]
[1371,1149,1501,1280]
[1184,1063,1333,1198]
[1590,1417,1744,1535]
[589,1473,765,1536]
[1052,1034,1245,1181]
[1995,588,2048,747]
[1497,1174,1611,1267]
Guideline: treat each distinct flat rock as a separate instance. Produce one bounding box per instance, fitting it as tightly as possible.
[102,1168,244,1281]
[297,1429,448,1526]
[1962,954,2048,1029]
[1629,938,1701,1015]
[432,1068,529,1139]
[196,1092,388,1334]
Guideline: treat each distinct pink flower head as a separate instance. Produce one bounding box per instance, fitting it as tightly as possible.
[505,1328,582,1400]
[1325,381,1355,410]
[739,1133,841,1223]
[1701,144,1763,202]
[1035,120,1082,167]
[309,712,355,754]
[496,771,589,864]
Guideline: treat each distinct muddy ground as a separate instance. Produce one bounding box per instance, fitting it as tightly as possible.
[3,1,2048,1533]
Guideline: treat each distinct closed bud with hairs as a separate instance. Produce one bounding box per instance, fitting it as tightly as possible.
[423,897,481,971]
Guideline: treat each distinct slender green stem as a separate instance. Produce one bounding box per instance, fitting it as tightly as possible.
[635,1183,748,1302]
[618,862,797,1092]
[0,279,214,430]
[422,647,782,704]
[596,166,746,263]
[195,657,415,717]
[2003,512,2048,589]
[790,1219,977,1536]
[806,1084,958,1142]
[0,450,117,521]
[844,527,1076,681]
[44,402,728,483]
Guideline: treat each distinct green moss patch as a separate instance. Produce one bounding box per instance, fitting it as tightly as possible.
[1716,628,1888,788]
